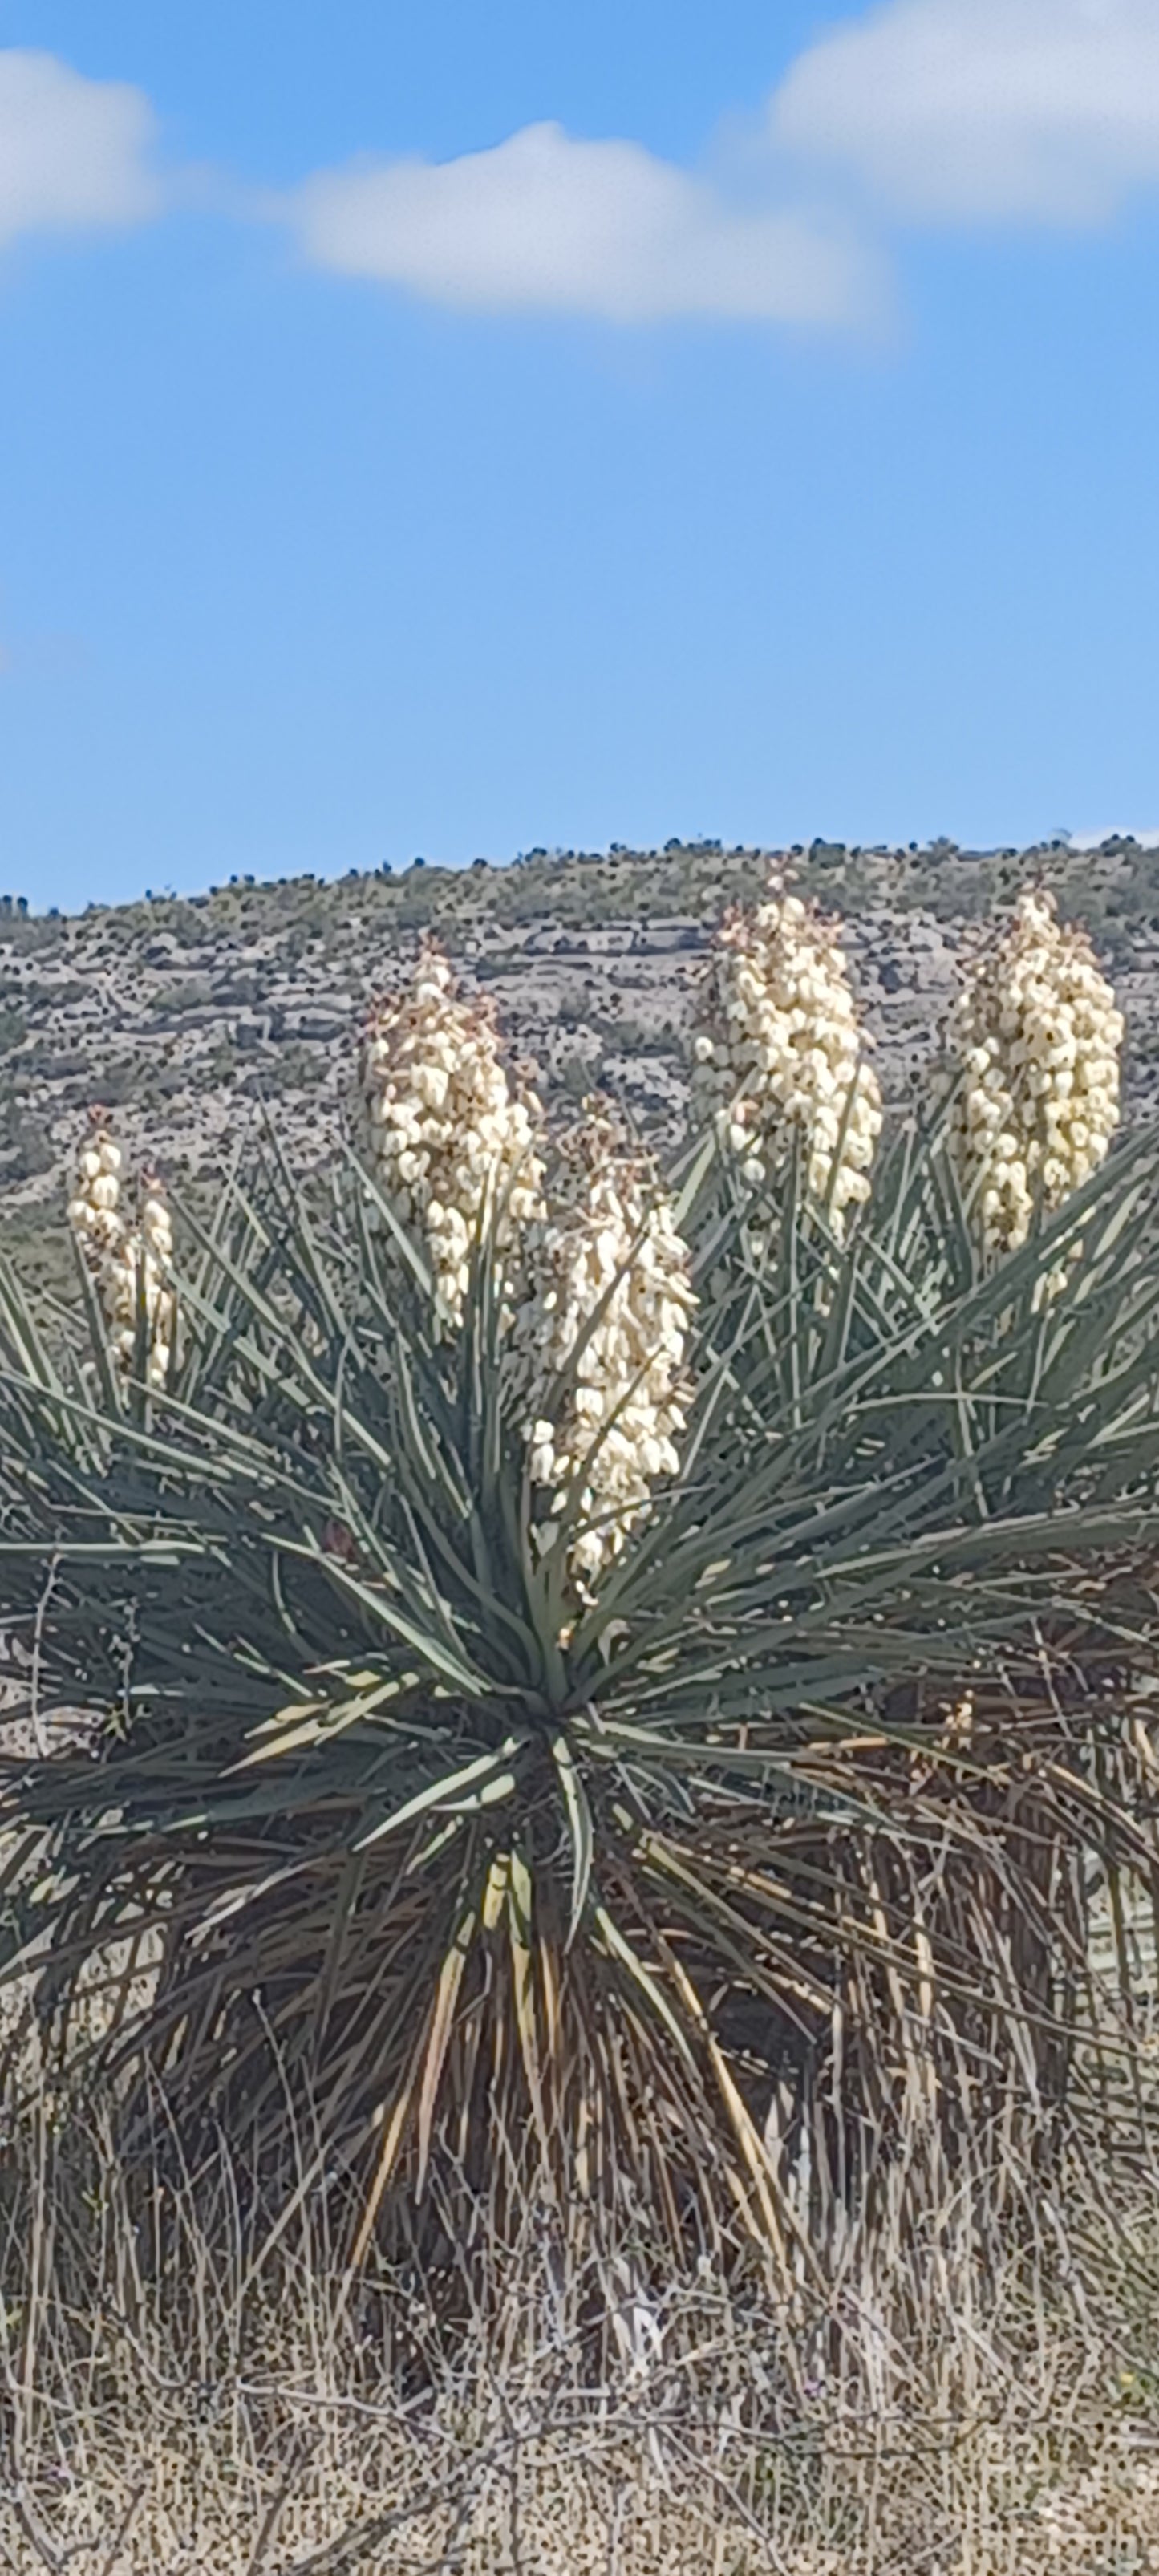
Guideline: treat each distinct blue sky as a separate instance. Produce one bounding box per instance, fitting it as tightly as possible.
[2,1,1159,910]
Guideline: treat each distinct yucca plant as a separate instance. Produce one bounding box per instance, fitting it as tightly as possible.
[2,928,1159,2296]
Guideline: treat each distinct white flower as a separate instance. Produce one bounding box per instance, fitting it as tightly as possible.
[691,881,881,1239]
[945,890,1122,1259]
[511,1099,695,1598]
[358,938,545,1326]
[67,1122,176,1390]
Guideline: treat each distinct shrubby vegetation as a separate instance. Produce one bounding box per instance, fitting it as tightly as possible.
[2,866,1159,2566]
[6,828,1159,967]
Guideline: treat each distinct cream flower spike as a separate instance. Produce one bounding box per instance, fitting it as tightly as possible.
[946,888,1123,1259]
[691,881,881,1240]
[358,936,545,1325]
[512,1097,695,1597]
[68,1119,176,1389]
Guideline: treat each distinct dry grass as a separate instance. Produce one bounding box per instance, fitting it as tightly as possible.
[5,2079,1159,2576]
[6,1723,1159,2573]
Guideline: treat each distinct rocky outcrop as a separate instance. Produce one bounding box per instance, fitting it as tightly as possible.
[2,841,1156,1263]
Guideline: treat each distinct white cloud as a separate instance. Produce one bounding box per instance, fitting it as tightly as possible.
[12,6,1159,336]
[0,48,160,252]
[287,119,877,325]
[770,0,1159,226]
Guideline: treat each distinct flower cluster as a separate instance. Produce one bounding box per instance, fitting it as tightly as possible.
[511,1100,695,1592]
[358,940,545,1324]
[946,889,1123,1256]
[67,1121,175,1389]
[691,886,881,1237]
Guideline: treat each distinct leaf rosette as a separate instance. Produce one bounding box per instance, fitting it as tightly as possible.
[2,915,1157,2282]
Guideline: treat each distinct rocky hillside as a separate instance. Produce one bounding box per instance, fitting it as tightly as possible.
[3,833,1158,1296]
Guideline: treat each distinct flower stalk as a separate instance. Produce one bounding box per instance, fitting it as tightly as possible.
[691,885,881,1237]
[946,889,1123,1256]
[67,1121,175,1389]
[512,1099,695,1592]
[358,939,545,1322]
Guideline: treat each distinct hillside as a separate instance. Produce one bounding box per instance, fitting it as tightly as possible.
[3,831,1159,1296]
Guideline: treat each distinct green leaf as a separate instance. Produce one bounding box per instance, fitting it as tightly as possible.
[355,1738,525,1851]
[550,1730,594,1948]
